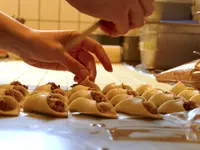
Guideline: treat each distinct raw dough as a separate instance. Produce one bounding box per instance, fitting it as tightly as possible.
[0,96,20,116]
[190,94,200,106]
[0,88,25,106]
[68,85,93,98]
[106,88,137,100]
[68,98,117,118]
[0,81,29,97]
[68,90,108,105]
[102,83,133,94]
[135,84,153,96]
[115,97,162,119]
[170,81,187,96]
[23,93,68,117]
[148,92,174,107]
[80,76,101,91]
[31,82,64,96]
[110,94,135,106]
[177,90,199,100]
[158,100,185,114]
[142,88,163,100]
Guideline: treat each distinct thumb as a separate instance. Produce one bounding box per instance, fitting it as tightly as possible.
[100,19,129,36]
[59,51,89,81]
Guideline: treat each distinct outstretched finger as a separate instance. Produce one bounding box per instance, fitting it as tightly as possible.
[58,50,89,81]
[81,37,113,72]
[77,48,96,81]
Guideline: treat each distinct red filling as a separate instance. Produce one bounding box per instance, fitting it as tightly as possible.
[52,89,66,96]
[183,101,196,111]
[47,82,60,90]
[47,95,66,112]
[10,81,28,89]
[4,89,21,102]
[97,103,110,113]
[91,92,107,103]
[127,90,137,97]
[0,98,12,111]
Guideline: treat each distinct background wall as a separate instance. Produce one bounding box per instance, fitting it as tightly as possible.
[0,0,104,33]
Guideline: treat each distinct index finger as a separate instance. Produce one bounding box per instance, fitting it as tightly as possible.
[81,37,113,72]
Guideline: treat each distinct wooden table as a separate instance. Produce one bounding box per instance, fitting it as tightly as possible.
[0,60,199,150]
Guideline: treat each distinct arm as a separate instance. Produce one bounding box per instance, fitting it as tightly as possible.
[0,11,32,55]
[0,11,112,82]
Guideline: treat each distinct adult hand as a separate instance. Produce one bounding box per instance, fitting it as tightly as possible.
[66,0,155,36]
[19,30,112,82]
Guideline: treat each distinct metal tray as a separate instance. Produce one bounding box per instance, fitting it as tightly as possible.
[139,22,200,70]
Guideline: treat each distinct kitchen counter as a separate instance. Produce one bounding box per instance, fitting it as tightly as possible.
[0,60,199,150]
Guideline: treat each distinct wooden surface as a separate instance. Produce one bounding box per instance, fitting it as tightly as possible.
[0,60,199,150]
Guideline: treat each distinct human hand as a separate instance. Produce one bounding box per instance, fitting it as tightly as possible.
[19,30,112,82]
[66,0,155,36]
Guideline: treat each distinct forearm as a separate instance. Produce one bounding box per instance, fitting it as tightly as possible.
[0,11,32,55]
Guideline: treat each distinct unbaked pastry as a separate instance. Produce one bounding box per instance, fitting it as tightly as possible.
[115,97,162,119]
[0,96,20,116]
[0,88,24,106]
[158,98,196,114]
[102,83,133,94]
[68,90,108,105]
[177,89,199,100]
[141,88,163,100]
[106,88,138,100]
[148,92,174,107]
[68,85,96,98]
[190,95,200,106]
[135,84,153,96]
[170,81,188,96]
[31,82,65,95]
[68,97,117,118]
[79,76,101,91]
[110,94,135,106]
[23,93,68,117]
[0,81,29,97]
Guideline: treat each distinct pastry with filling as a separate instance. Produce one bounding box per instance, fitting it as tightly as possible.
[135,84,153,96]
[177,89,199,100]
[23,93,68,117]
[158,98,197,114]
[110,94,134,106]
[0,81,29,97]
[115,96,162,119]
[31,82,67,96]
[102,83,133,95]
[31,82,59,93]
[142,88,163,100]
[0,88,24,106]
[0,96,20,116]
[170,81,188,96]
[68,97,117,118]
[148,92,174,107]
[155,59,200,88]
[68,90,108,105]
[106,88,138,100]
[189,95,200,106]
[79,76,101,91]
[68,85,96,98]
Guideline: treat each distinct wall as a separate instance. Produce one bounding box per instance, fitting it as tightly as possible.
[0,0,103,33]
